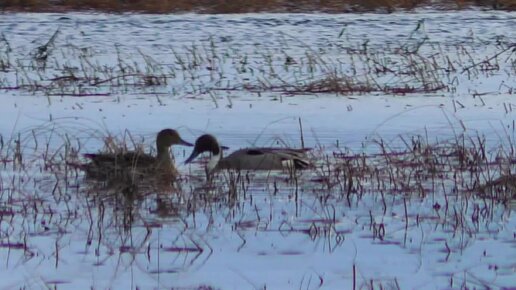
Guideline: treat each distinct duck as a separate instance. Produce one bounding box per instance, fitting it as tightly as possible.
[82,128,192,181]
[184,134,311,173]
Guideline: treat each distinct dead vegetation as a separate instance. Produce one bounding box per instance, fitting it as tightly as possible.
[0,26,514,98]
[0,11,514,287]
[0,125,514,288]
[1,0,516,13]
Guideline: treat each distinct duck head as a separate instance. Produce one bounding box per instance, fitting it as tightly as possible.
[185,134,221,172]
[156,129,193,149]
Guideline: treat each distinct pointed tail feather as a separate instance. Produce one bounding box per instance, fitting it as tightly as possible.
[293,157,311,169]
[66,161,88,170]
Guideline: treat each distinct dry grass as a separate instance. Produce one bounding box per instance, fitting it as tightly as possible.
[1,0,516,13]
[1,26,514,97]
[0,124,514,288]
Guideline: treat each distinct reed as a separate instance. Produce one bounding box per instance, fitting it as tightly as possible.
[0,26,514,98]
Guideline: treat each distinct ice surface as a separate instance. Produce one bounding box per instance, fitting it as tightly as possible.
[0,10,515,290]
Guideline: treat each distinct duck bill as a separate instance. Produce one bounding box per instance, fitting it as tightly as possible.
[179,138,193,147]
[184,150,200,164]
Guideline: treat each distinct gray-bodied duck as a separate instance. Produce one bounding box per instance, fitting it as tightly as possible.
[185,134,311,173]
[83,128,192,180]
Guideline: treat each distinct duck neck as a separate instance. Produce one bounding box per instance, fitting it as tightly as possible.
[207,147,222,173]
[156,145,172,165]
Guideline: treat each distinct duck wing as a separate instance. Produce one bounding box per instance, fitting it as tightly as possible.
[259,148,312,169]
[84,151,156,167]
[83,152,160,180]
[219,148,311,170]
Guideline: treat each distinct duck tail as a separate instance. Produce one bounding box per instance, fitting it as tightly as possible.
[83,153,99,160]
[66,161,88,170]
[293,157,311,170]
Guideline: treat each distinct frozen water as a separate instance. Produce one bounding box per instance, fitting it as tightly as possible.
[0,10,515,290]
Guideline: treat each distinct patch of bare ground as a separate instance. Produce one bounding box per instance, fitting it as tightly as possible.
[1,0,515,13]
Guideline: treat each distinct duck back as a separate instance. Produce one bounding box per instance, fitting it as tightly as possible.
[217,148,311,171]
